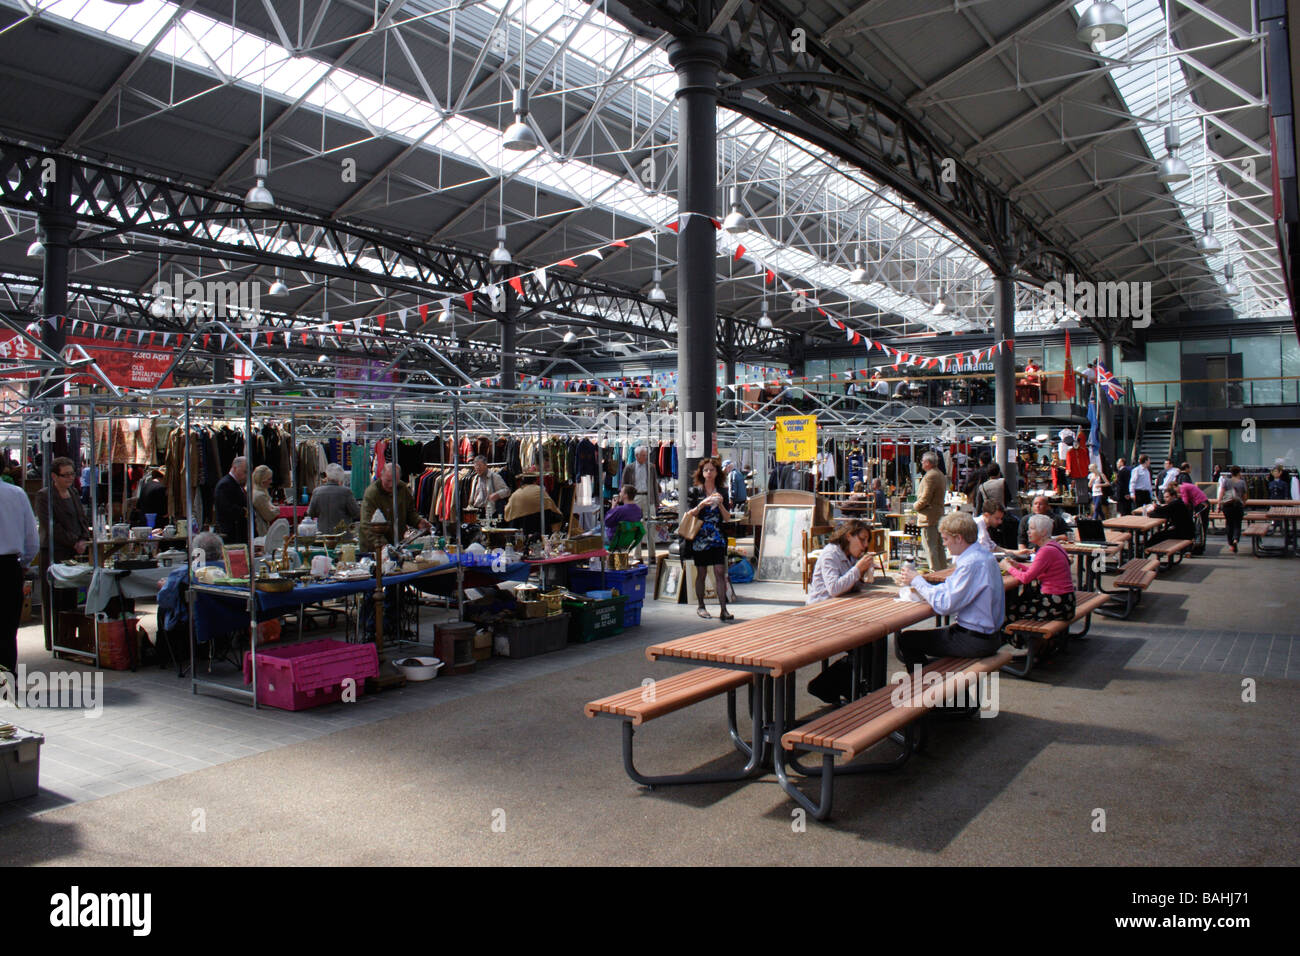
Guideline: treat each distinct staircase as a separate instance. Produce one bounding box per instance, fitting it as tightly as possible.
[1138,423,1173,462]
[1136,401,1181,462]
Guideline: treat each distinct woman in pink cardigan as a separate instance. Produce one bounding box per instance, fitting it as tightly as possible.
[999,513,1076,622]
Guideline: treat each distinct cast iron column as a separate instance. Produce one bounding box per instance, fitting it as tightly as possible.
[993,271,1019,504]
[723,315,736,419]
[668,35,726,499]
[39,157,73,367]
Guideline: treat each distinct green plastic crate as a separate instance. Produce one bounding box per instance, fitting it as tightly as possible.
[563,595,627,643]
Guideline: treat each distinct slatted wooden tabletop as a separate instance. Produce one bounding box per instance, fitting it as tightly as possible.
[647,565,1021,678]
[646,594,935,677]
[1103,515,1165,532]
[1105,530,1131,545]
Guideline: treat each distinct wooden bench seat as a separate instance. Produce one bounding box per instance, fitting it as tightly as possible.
[778,651,1012,820]
[1001,591,1110,676]
[1098,557,1158,619]
[585,667,761,787]
[585,667,751,725]
[1240,523,1270,537]
[1146,538,1193,568]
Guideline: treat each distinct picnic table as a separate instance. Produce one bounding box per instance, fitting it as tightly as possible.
[626,569,1018,798]
[1061,541,1123,591]
[1242,505,1300,557]
[1103,514,1165,558]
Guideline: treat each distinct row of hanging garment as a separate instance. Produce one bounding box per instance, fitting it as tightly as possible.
[295,439,329,496]
[92,417,160,466]
[411,464,475,522]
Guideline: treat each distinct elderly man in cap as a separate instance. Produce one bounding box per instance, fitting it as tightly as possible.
[620,446,659,564]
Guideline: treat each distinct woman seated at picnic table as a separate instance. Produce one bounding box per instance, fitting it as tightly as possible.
[1142,484,1197,546]
[1000,513,1076,623]
[806,519,874,605]
[806,520,880,702]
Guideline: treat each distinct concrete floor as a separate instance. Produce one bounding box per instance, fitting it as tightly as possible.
[2,540,1297,866]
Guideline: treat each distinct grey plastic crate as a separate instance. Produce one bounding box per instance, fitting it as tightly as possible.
[0,728,45,803]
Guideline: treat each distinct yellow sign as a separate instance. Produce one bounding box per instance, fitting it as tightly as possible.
[775,415,818,462]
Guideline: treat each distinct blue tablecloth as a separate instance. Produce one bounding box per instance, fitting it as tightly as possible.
[191,557,530,643]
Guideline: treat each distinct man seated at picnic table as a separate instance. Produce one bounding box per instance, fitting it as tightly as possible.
[896,512,1013,666]
[974,501,1019,556]
[1000,514,1076,625]
[1017,494,1069,549]
[1140,484,1197,546]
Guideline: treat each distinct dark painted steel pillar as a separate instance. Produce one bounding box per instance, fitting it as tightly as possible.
[40,157,73,366]
[993,271,1018,503]
[668,35,726,497]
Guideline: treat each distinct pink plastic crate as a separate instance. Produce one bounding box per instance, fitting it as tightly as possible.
[242,639,380,711]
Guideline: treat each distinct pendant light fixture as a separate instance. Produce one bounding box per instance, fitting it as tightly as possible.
[438,301,452,323]
[1222,261,1239,297]
[849,247,869,285]
[1196,211,1222,255]
[722,186,748,234]
[26,236,44,258]
[1076,1,1128,45]
[490,224,512,266]
[758,295,773,329]
[245,49,274,210]
[502,0,541,151]
[562,330,577,343]
[1156,126,1191,183]
[268,269,288,296]
[647,268,667,303]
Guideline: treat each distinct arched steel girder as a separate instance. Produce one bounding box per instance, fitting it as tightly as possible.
[606,0,1090,287]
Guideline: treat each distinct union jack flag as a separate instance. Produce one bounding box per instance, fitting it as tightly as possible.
[1096,361,1123,403]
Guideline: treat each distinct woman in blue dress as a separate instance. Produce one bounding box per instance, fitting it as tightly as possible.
[683,457,733,620]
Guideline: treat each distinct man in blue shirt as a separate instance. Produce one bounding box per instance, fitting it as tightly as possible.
[1130,454,1153,508]
[897,512,1010,665]
[0,478,39,673]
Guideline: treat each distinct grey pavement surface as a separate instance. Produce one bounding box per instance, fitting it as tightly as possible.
[1,542,1296,864]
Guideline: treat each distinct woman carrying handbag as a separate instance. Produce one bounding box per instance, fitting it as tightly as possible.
[682,457,733,620]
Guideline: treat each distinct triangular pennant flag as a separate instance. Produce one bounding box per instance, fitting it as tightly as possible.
[710,218,722,229]
[765,269,775,285]
[283,331,291,348]
[162,332,170,346]
[397,308,407,328]
[219,333,227,350]
[300,332,308,345]
[136,329,146,343]
[845,327,854,342]
[733,244,746,261]
[534,266,547,287]
[578,248,604,261]
[852,332,861,345]
[334,322,343,335]
[557,257,579,268]
[462,292,475,312]
[664,219,680,233]
[377,314,386,331]
[419,304,429,324]
[265,331,273,346]
[353,318,363,332]
[508,275,524,296]
[609,240,628,248]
